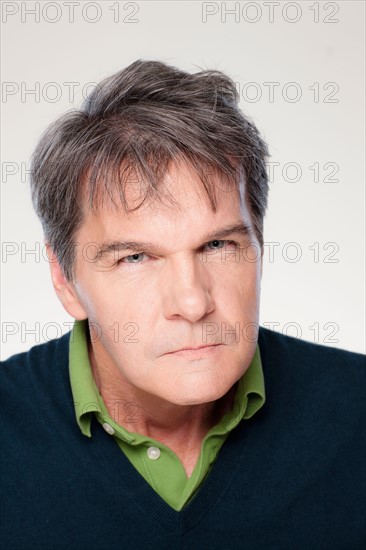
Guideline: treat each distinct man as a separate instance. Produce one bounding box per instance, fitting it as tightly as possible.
[1,59,365,549]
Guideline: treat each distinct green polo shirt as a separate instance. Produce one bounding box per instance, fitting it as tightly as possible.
[69,319,266,511]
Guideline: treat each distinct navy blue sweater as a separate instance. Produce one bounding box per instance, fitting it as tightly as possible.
[1,327,365,549]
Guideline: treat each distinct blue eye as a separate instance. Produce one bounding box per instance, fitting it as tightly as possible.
[117,240,238,267]
[121,252,146,264]
[206,240,237,251]
[206,240,226,250]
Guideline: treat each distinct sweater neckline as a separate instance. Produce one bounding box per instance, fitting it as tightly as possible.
[89,412,258,532]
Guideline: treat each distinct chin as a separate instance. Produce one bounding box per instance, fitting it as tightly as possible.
[162,376,231,407]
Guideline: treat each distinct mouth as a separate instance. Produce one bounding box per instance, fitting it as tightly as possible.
[165,344,223,356]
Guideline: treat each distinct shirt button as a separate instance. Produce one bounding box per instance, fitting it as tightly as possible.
[102,422,115,435]
[147,446,161,460]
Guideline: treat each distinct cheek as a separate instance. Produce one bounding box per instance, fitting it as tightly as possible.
[88,288,154,350]
[215,259,261,304]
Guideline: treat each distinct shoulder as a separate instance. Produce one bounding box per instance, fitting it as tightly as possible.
[0,332,72,421]
[1,331,70,381]
[258,325,365,369]
[257,325,365,403]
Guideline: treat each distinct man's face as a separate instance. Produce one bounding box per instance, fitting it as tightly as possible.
[70,159,263,406]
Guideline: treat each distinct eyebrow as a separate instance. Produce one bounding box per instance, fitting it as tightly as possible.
[93,221,254,261]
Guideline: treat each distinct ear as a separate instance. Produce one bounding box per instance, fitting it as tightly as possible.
[45,242,87,320]
[260,244,264,279]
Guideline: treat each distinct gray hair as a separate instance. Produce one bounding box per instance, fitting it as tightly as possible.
[30,59,270,282]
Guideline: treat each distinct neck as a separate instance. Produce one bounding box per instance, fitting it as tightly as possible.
[87,337,237,447]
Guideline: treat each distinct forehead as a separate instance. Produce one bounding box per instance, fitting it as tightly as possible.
[78,159,250,243]
[85,157,245,216]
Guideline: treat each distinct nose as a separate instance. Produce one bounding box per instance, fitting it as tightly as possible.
[161,255,215,323]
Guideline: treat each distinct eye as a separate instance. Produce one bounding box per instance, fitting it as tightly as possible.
[119,252,146,264]
[116,240,238,267]
[205,239,237,251]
